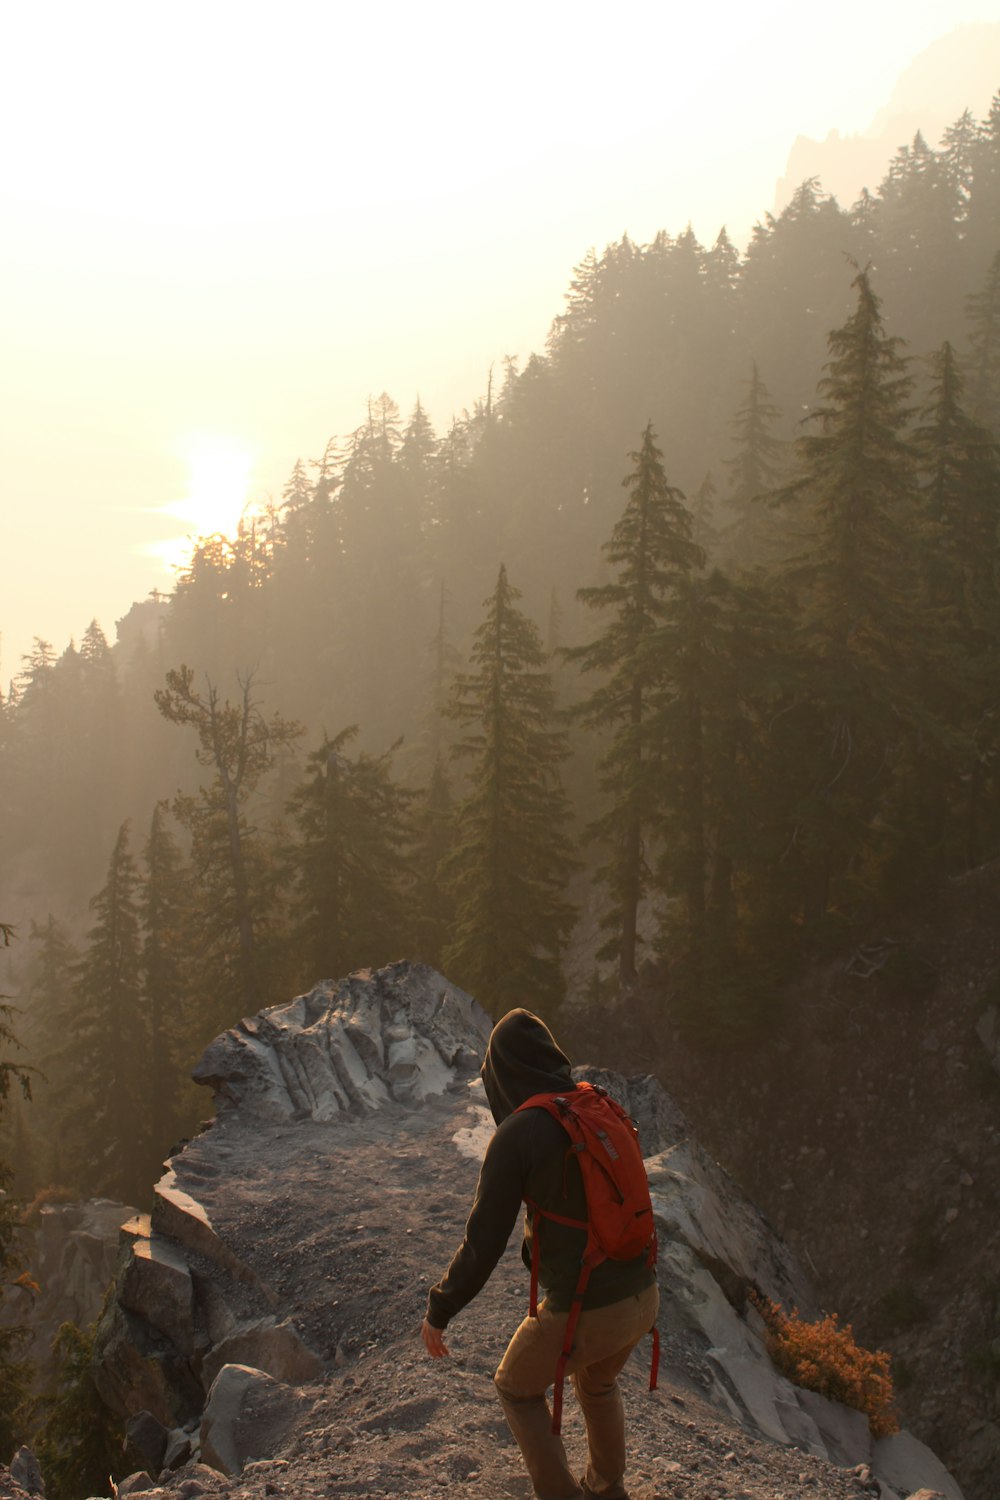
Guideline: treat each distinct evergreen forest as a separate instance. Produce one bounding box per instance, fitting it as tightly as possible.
[3,98,1000,1219]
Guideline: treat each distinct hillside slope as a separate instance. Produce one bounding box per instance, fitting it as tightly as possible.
[575,861,1000,1500]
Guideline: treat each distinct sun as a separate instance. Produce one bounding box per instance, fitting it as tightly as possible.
[145,435,256,573]
[168,435,255,539]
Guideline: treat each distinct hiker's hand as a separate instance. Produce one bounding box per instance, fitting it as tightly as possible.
[421,1318,450,1357]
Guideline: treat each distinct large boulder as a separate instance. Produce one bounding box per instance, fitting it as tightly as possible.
[191,962,490,1120]
[199,1363,301,1477]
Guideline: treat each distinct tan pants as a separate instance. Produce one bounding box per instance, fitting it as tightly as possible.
[494,1283,659,1500]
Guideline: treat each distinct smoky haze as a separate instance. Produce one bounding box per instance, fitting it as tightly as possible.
[2,8,1000,1490]
[2,6,997,678]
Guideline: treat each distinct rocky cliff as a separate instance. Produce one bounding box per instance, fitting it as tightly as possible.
[50,961,964,1499]
[0,1198,134,1389]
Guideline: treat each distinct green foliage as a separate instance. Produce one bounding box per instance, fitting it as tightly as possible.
[443,564,577,1017]
[567,424,704,982]
[286,727,416,985]
[141,801,197,1150]
[409,755,456,970]
[33,1322,126,1500]
[63,823,148,1202]
[0,92,999,1164]
[156,665,303,1025]
[774,267,922,923]
[719,362,787,566]
[0,1167,34,1462]
[0,926,37,1454]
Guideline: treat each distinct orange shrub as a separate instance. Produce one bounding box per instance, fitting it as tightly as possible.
[752,1295,899,1438]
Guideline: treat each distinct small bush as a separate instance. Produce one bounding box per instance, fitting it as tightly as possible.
[32,1323,127,1500]
[753,1295,899,1438]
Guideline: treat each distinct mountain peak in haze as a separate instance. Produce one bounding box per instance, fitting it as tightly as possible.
[775,22,1000,213]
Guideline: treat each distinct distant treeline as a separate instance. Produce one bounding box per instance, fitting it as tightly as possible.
[2,99,1000,1204]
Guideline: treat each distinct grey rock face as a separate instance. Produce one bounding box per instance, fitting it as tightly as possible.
[191,961,491,1121]
[0,1199,134,1390]
[125,1409,170,1472]
[115,1473,155,1496]
[872,1431,966,1500]
[163,1426,193,1470]
[200,1318,323,1389]
[94,964,492,1448]
[199,1363,300,1477]
[9,1447,44,1495]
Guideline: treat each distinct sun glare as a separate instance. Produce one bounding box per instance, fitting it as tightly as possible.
[144,435,256,573]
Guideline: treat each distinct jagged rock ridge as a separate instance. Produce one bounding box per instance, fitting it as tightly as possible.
[86,961,962,1499]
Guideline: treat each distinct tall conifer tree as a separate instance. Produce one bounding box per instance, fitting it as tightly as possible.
[22,916,78,1189]
[910,342,1000,868]
[410,755,456,971]
[141,802,190,1151]
[777,267,918,918]
[287,728,414,986]
[68,823,147,1200]
[567,426,704,983]
[156,667,301,1024]
[720,363,786,565]
[966,249,1000,436]
[443,565,576,1016]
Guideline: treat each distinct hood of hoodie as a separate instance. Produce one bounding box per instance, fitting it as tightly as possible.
[480,1008,574,1124]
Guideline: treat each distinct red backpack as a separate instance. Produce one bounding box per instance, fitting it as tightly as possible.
[515,1080,660,1432]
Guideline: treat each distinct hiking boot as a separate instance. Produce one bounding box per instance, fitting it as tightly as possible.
[581,1486,629,1500]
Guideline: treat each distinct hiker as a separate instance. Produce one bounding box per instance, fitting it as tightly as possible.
[420,1007,659,1500]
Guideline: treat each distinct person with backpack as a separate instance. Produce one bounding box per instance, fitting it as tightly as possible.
[420,1008,659,1500]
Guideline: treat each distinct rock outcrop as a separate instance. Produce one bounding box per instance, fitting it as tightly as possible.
[92,961,963,1498]
[0,1198,135,1387]
[93,962,488,1438]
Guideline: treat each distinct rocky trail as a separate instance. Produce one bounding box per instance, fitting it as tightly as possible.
[2,963,965,1500]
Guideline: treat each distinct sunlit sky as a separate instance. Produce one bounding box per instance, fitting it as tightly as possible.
[3,0,999,682]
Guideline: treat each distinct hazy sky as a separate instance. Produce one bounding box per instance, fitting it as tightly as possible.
[3,0,999,682]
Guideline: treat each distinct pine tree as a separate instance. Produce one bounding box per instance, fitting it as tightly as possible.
[443,565,577,1016]
[410,755,456,970]
[875,131,963,349]
[156,666,301,1025]
[940,108,979,224]
[33,1323,126,1500]
[66,823,147,1201]
[966,92,1000,286]
[720,363,786,566]
[567,426,704,983]
[688,472,720,558]
[911,342,1000,868]
[777,267,919,919]
[141,802,191,1153]
[0,924,34,1454]
[286,728,415,987]
[965,249,1000,436]
[22,916,78,1190]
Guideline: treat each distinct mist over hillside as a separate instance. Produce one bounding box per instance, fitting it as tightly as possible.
[2,81,1000,1500]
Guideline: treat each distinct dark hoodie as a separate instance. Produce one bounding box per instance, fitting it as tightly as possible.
[426,1009,655,1329]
